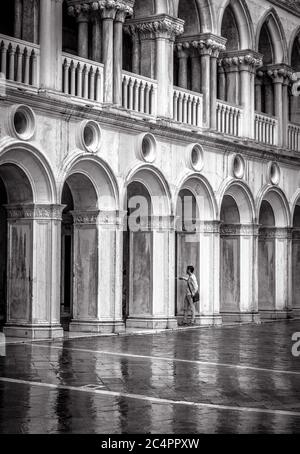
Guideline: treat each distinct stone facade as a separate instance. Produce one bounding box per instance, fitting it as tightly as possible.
[0,0,300,338]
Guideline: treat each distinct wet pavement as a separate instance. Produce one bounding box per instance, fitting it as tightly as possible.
[0,320,300,434]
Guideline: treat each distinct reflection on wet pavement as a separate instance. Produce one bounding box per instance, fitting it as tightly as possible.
[0,321,300,433]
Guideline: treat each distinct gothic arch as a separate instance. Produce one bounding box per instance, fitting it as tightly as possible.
[256,185,291,227]
[218,0,254,49]
[256,8,288,64]
[0,139,56,204]
[174,173,217,221]
[174,0,214,34]
[125,164,171,216]
[60,154,119,210]
[289,25,300,70]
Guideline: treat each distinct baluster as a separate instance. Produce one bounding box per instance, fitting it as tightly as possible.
[140,81,145,113]
[182,94,187,123]
[63,59,69,94]
[187,96,192,125]
[8,44,15,81]
[178,93,183,122]
[0,41,7,77]
[133,80,139,112]
[83,65,88,99]
[77,63,83,98]
[70,61,76,96]
[31,50,37,86]
[16,45,23,82]
[192,98,197,126]
[144,83,150,114]
[196,99,201,127]
[128,78,134,110]
[89,67,95,100]
[173,91,178,121]
[122,76,128,109]
[95,68,101,102]
[24,48,30,84]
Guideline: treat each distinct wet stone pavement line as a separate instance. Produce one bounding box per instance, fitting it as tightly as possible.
[0,321,300,433]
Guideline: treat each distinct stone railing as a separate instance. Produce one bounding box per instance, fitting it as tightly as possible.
[62,53,104,102]
[288,122,300,152]
[0,34,40,86]
[173,87,203,127]
[216,100,242,136]
[255,112,278,146]
[122,71,157,116]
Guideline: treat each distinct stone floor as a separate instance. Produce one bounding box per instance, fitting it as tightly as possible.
[0,320,300,434]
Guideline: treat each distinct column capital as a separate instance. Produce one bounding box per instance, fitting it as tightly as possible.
[175,42,190,58]
[219,50,263,73]
[261,64,296,85]
[259,226,293,240]
[67,0,134,20]
[176,33,226,58]
[71,210,100,225]
[5,204,65,220]
[125,15,184,41]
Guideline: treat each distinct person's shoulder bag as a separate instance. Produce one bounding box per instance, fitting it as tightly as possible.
[187,279,200,303]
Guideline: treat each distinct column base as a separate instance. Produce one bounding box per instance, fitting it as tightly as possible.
[126,317,177,330]
[69,320,125,334]
[259,309,293,321]
[3,324,64,339]
[221,312,261,324]
[292,308,300,318]
[177,315,223,326]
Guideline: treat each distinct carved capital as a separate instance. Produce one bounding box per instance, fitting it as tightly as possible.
[219,50,263,72]
[176,34,226,57]
[67,0,134,20]
[5,204,65,220]
[125,15,184,41]
[262,64,297,85]
[72,210,100,225]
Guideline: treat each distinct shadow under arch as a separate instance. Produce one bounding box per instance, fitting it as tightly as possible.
[256,185,291,227]
[218,179,256,224]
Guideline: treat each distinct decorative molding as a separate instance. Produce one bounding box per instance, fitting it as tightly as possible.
[259,227,293,240]
[67,0,134,20]
[5,205,65,220]
[220,223,241,236]
[176,33,226,58]
[125,15,184,41]
[72,210,100,225]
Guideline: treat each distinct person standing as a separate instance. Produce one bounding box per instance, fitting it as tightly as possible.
[178,265,198,325]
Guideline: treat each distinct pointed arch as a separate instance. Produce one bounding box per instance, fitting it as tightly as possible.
[256,8,288,64]
[218,0,254,49]
[289,25,300,70]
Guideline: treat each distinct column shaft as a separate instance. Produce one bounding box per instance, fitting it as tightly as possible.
[113,18,124,105]
[77,18,89,59]
[92,16,102,62]
[210,55,217,130]
[178,55,188,89]
[14,0,22,39]
[102,17,114,103]
[200,53,211,126]
[274,80,283,146]
[191,55,201,93]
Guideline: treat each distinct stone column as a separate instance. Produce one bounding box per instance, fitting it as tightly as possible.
[91,13,102,62]
[39,0,63,90]
[113,10,126,105]
[255,72,263,112]
[272,70,284,147]
[282,78,290,148]
[176,43,189,90]
[210,50,218,130]
[14,0,22,39]
[239,224,260,322]
[274,228,292,317]
[217,61,226,101]
[239,54,262,139]
[22,0,39,43]
[223,59,239,105]
[200,49,211,127]
[77,11,89,59]
[198,222,222,325]
[101,7,116,103]
[191,48,201,93]
[4,205,64,339]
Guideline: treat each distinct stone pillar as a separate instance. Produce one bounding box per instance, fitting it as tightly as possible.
[77,12,89,59]
[210,51,218,130]
[4,205,64,339]
[101,8,115,103]
[198,222,222,325]
[39,0,63,90]
[255,72,263,112]
[223,60,239,105]
[70,210,125,333]
[22,0,39,43]
[217,61,226,101]
[239,225,260,322]
[282,78,289,148]
[126,216,177,329]
[14,0,22,39]
[176,44,189,90]
[272,71,284,147]
[239,54,262,139]
[191,49,201,93]
[113,10,126,105]
[292,228,300,317]
[200,50,211,127]
[274,228,292,317]
[91,13,102,62]
[131,32,140,74]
